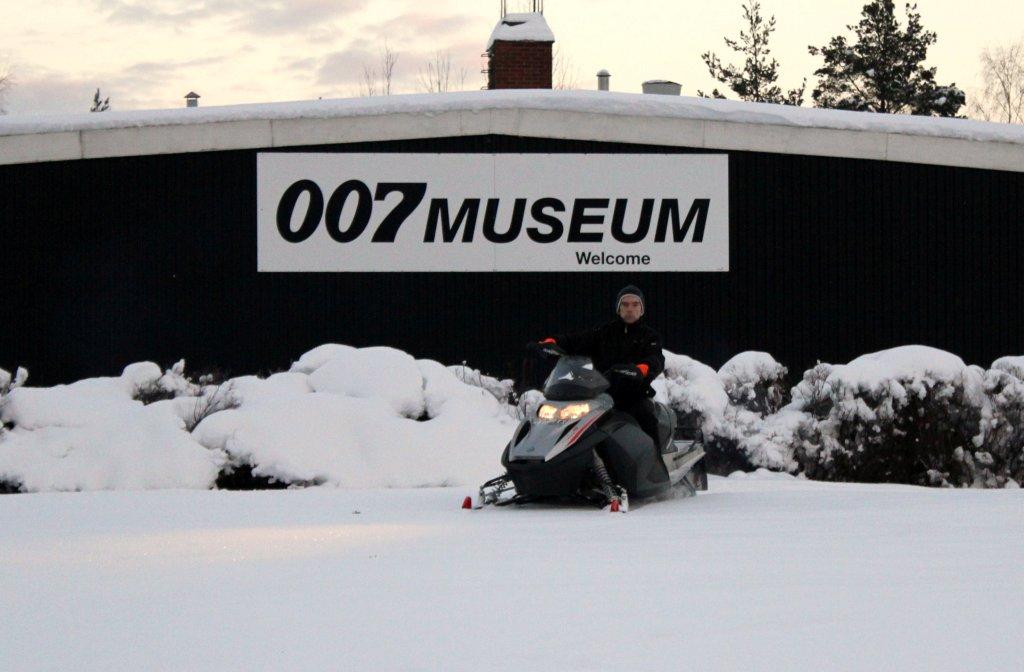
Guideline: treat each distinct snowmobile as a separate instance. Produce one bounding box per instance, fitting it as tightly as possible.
[472,352,707,512]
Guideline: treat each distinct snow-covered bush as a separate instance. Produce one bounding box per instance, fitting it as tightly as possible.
[189,346,516,489]
[651,351,801,474]
[718,352,789,414]
[449,364,516,404]
[972,360,1024,488]
[711,352,801,474]
[653,351,730,433]
[0,366,30,492]
[652,351,753,474]
[791,346,1000,487]
[0,363,225,493]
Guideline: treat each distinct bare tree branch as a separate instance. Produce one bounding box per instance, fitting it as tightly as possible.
[419,50,454,93]
[553,45,580,90]
[359,41,399,97]
[0,62,13,115]
[970,40,1024,123]
[380,41,397,96]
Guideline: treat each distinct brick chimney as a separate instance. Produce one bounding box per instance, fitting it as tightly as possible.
[487,11,554,89]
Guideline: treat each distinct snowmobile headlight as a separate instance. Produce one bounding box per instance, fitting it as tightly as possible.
[558,403,591,422]
[538,403,592,422]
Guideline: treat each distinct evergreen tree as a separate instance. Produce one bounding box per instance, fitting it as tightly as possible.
[90,88,110,112]
[700,1,805,105]
[808,0,964,116]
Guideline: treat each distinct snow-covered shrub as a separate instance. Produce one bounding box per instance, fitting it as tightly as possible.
[652,351,752,474]
[718,352,789,414]
[181,383,241,432]
[652,351,802,475]
[516,389,546,422]
[702,352,801,475]
[0,367,29,492]
[449,364,516,404]
[131,359,209,404]
[0,366,29,397]
[190,346,516,489]
[970,361,1024,488]
[791,346,999,487]
[653,351,730,432]
[0,364,224,492]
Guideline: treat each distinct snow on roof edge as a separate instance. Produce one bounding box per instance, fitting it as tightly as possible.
[1,90,1023,168]
[0,90,1019,172]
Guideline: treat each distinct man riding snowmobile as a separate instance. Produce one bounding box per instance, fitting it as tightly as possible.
[472,284,706,511]
[528,285,664,444]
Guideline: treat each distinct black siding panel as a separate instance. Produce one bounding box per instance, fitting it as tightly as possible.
[1,135,1022,385]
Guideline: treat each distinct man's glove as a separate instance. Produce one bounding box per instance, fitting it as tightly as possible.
[604,364,646,391]
[526,339,566,360]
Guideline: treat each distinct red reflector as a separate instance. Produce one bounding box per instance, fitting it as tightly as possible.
[462,496,473,509]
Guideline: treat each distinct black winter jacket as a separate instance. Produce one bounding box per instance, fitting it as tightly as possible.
[552,318,665,399]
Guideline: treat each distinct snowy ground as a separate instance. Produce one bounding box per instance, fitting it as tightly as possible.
[2,474,1020,671]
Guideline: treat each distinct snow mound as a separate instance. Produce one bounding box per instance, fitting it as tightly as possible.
[190,345,517,489]
[719,352,787,390]
[991,356,1024,381]
[289,343,357,375]
[306,346,427,419]
[827,345,987,407]
[0,364,223,492]
[727,467,798,481]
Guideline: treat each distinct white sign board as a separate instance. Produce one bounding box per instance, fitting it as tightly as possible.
[257,153,729,272]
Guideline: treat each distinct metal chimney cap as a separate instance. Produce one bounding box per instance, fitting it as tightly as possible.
[641,80,682,95]
[597,69,610,76]
[184,92,201,99]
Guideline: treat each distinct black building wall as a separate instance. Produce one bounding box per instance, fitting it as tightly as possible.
[2,134,1022,386]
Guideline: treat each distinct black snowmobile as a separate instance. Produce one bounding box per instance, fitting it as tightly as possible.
[474,352,707,512]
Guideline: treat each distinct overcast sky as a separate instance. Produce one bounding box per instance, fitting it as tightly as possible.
[1,0,1021,116]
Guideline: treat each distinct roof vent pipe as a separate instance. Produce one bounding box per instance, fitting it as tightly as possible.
[597,69,610,91]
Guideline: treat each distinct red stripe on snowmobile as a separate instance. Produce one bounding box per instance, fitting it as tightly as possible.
[565,412,604,447]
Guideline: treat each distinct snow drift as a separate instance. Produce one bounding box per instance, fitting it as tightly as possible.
[0,363,223,492]
[2,343,1021,493]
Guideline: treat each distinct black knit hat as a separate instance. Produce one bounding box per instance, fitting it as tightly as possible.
[615,285,646,315]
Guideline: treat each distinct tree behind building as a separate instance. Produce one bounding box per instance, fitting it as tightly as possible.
[808,0,964,116]
[700,1,805,105]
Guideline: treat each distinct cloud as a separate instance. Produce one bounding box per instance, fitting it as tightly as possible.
[3,55,234,114]
[232,0,362,36]
[374,13,480,43]
[316,42,380,88]
[314,35,487,96]
[313,10,487,91]
[95,0,364,35]
[4,73,101,115]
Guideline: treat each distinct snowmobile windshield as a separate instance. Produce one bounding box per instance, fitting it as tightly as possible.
[543,356,610,401]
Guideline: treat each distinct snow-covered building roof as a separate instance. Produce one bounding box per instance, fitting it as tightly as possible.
[487,12,555,50]
[1,89,1022,172]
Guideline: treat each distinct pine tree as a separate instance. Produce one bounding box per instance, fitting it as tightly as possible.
[808,1,964,116]
[91,88,110,112]
[700,1,805,105]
